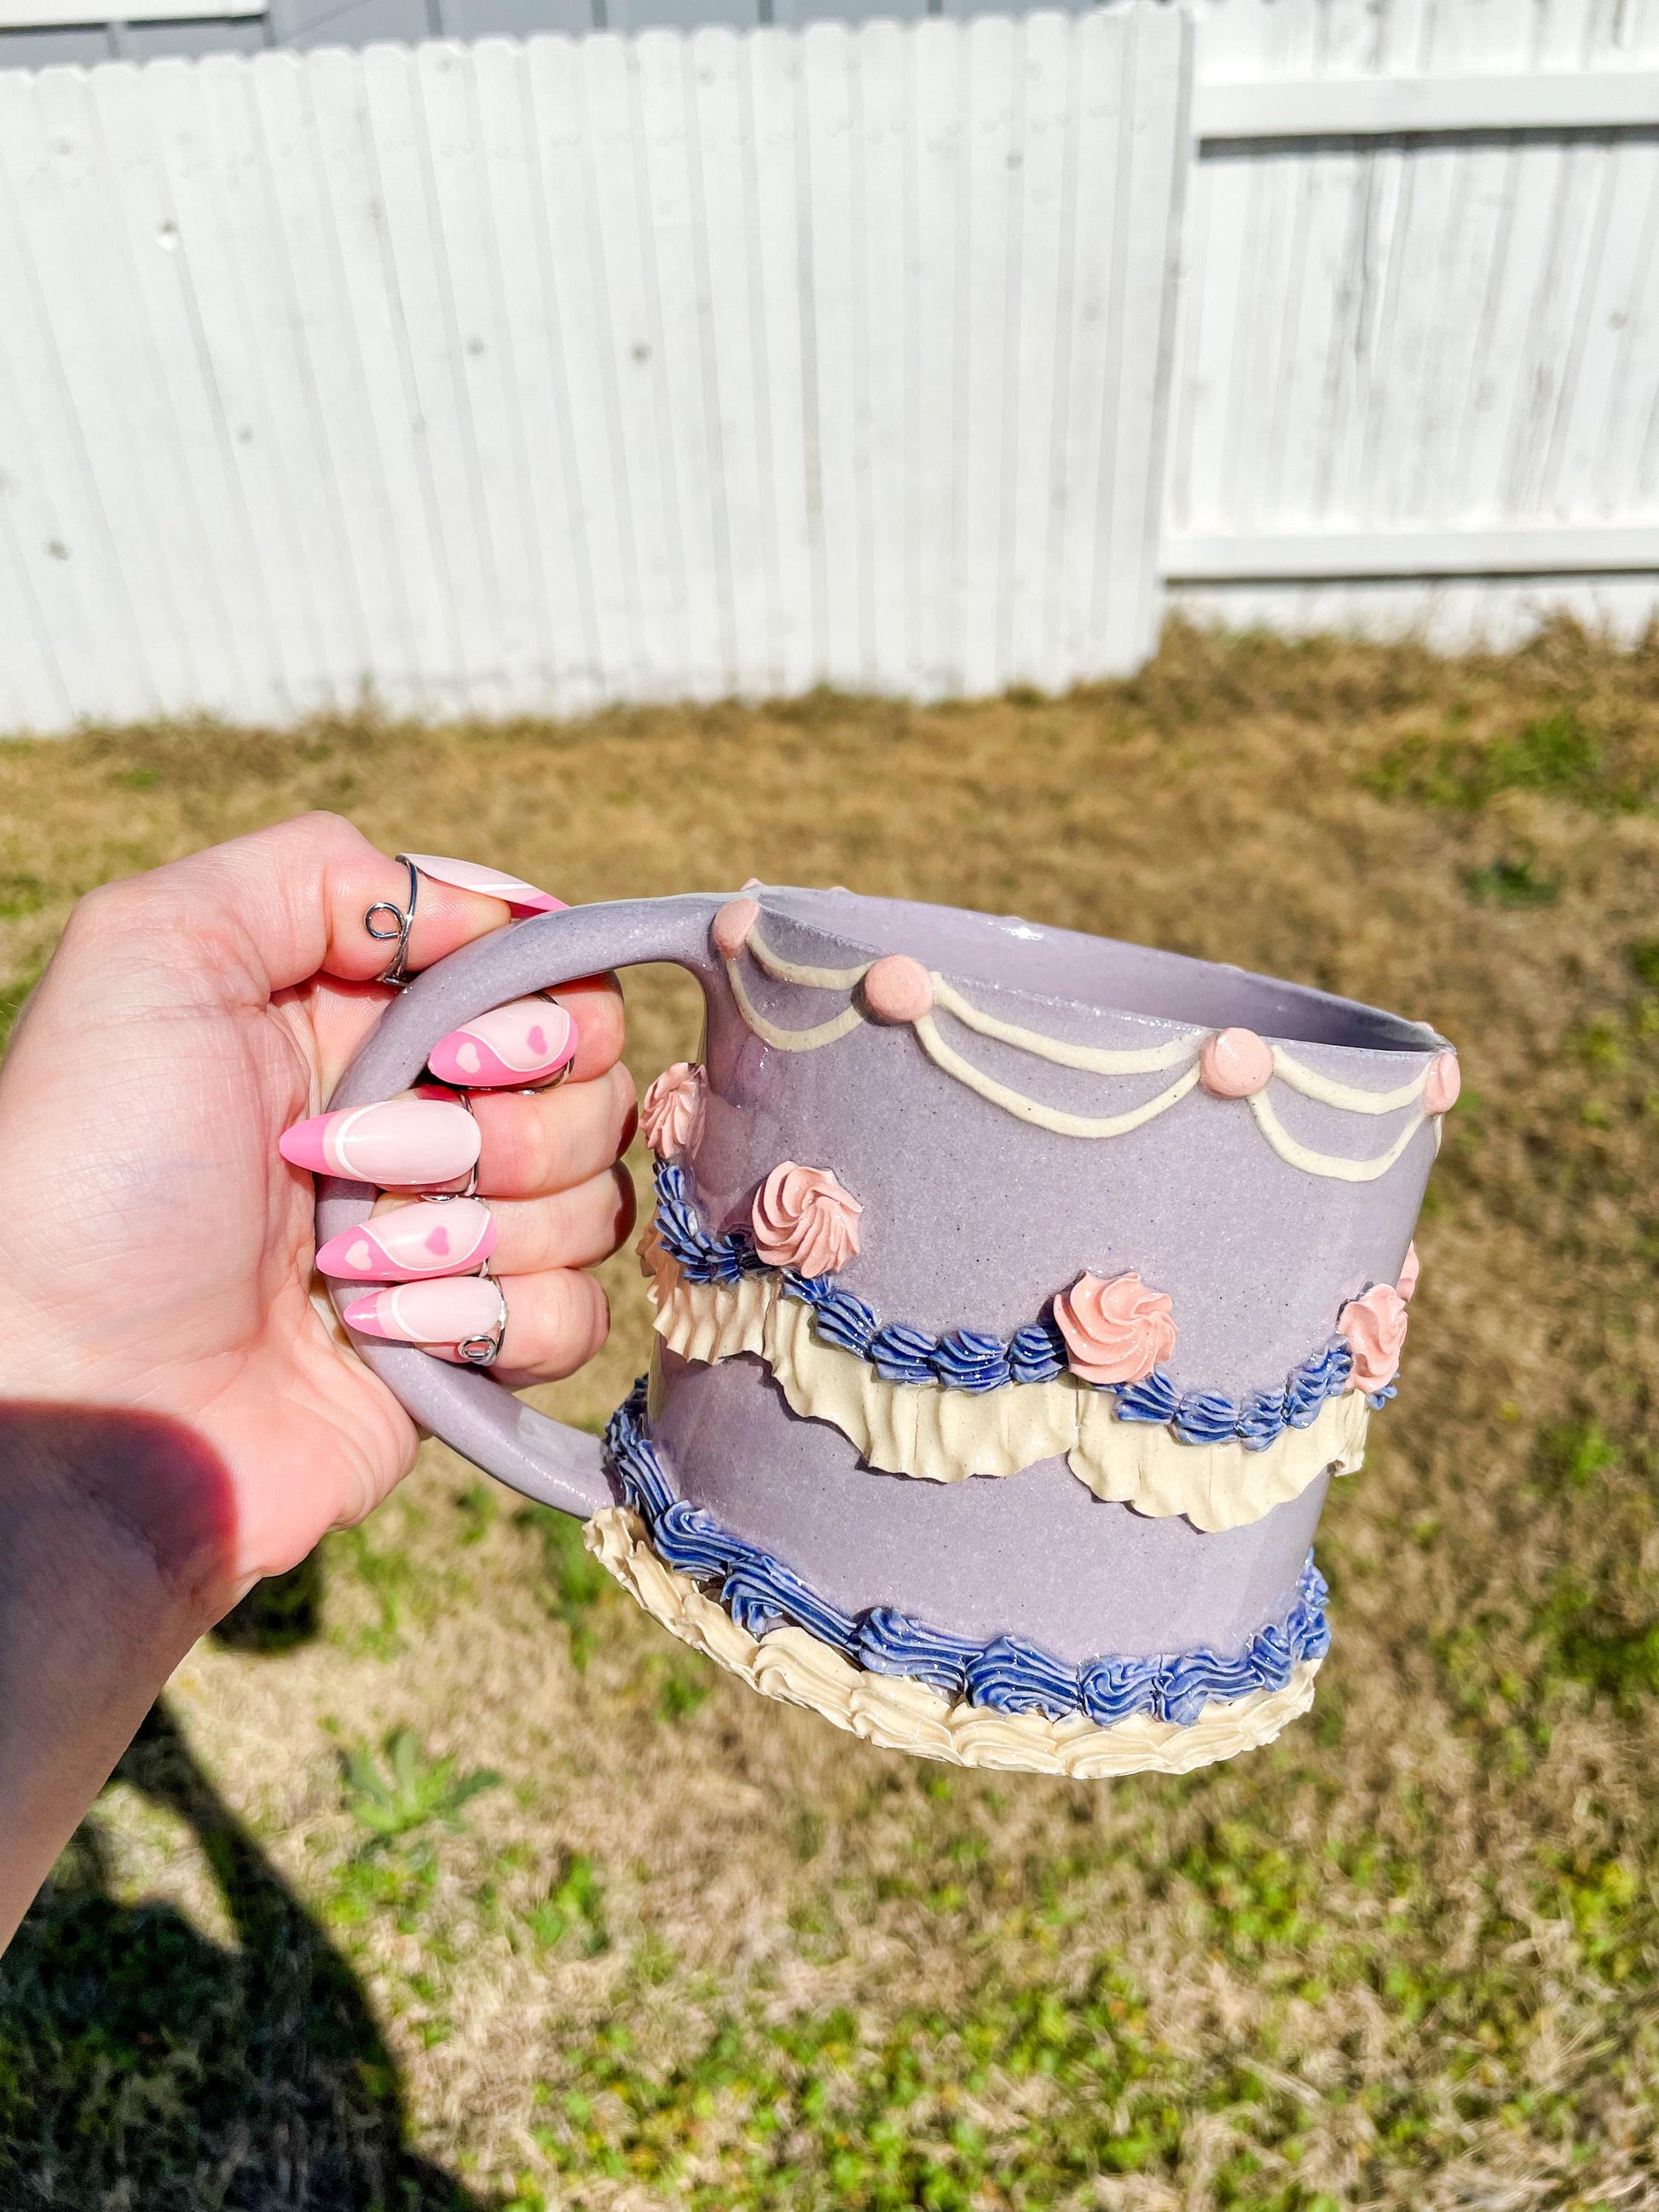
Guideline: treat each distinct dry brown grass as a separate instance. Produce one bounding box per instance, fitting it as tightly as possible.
[5,619,1659,2209]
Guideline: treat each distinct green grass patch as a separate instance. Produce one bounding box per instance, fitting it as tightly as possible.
[340,1727,500,1847]
[531,1965,1189,2207]
[523,1853,609,1958]
[0,871,44,919]
[326,1523,423,1657]
[1176,1819,1325,1967]
[1367,708,1648,812]
[519,1503,610,1668]
[1465,851,1559,906]
[1537,1854,1651,1985]
[1533,1418,1621,1493]
[1537,1583,1659,1705]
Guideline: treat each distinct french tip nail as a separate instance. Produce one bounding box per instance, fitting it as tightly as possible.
[403,853,565,916]
[279,1116,331,1172]
[340,1291,392,1335]
[342,1276,502,1343]
[279,1098,479,1185]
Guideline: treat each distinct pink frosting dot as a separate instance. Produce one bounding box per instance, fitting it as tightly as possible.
[863,954,934,1025]
[711,898,760,960]
[1424,1052,1460,1114]
[1199,1026,1274,1100]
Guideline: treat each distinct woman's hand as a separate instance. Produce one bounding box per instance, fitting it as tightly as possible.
[0,813,635,1937]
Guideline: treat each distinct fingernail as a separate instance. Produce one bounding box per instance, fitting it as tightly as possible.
[280,1099,480,1185]
[316,1198,495,1281]
[404,854,564,915]
[342,1276,506,1344]
[428,997,575,1087]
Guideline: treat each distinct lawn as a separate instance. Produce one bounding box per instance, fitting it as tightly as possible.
[3,621,1659,2209]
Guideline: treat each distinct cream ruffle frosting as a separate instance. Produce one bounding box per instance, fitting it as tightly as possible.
[586,1506,1320,1776]
[641,1239,1367,1533]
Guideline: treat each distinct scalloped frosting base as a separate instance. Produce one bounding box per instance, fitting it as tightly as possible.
[642,1243,1369,1533]
[584,1506,1322,1777]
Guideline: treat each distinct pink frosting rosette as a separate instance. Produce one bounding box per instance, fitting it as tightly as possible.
[640,1061,707,1161]
[750,1162,863,1278]
[1338,1283,1408,1391]
[1396,1242,1420,1302]
[1054,1271,1176,1387]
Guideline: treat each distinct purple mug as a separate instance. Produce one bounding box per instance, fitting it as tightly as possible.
[319,887,1454,1778]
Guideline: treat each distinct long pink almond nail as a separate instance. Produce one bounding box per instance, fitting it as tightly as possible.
[343,1276,506,1344]
[279,1099,480,1185]
[316,1198,496,1281]
[404,854,565,915]
[428,997,575,1087]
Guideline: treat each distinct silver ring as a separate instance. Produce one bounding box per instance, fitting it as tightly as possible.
[365,856,419,989]
[456,1276,508,1367]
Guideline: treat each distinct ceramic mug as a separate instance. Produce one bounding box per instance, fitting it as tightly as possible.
[319,887,1455,1778]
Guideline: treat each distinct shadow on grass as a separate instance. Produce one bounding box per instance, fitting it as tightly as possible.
[212,1551,327,1655]
[0,1699,480,2211]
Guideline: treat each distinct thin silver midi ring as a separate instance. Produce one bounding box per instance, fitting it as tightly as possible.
[364,855,419,989]
[456,1274,508,1367]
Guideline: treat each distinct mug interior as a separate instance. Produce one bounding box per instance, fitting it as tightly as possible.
[759,887,1442,1054]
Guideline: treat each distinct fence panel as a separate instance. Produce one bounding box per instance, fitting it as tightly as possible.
[0,8,1188,731]
[1168,0,1659,647]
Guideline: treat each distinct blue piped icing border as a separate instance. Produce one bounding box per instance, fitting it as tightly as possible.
[604,1383,1332,1727]
[651,1161,1395,1442]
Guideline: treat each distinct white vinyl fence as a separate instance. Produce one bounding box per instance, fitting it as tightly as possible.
[7,0,1659,734]
[1171,0,1659,649]
[0,9,1189,730]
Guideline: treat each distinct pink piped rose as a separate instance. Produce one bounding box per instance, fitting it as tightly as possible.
[751,1162,863,1277]
[640,1061,707,1161]
[1396,1242,1420,1302]
[1054,1270,1176,1387]
[1338,1283,1408,1391]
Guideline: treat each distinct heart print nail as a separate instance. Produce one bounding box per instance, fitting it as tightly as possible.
[428,998,575,1088]
[315,1197,495,1281]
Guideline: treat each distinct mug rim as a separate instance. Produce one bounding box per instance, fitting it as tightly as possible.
[747,884,1448,1059]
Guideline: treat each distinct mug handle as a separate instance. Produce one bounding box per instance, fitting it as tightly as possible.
[315,892,729,1522]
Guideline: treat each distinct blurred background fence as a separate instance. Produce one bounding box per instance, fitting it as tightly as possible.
[1169,0,1659,653]
[0,10,1190,725]
[4,0,1659,731]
